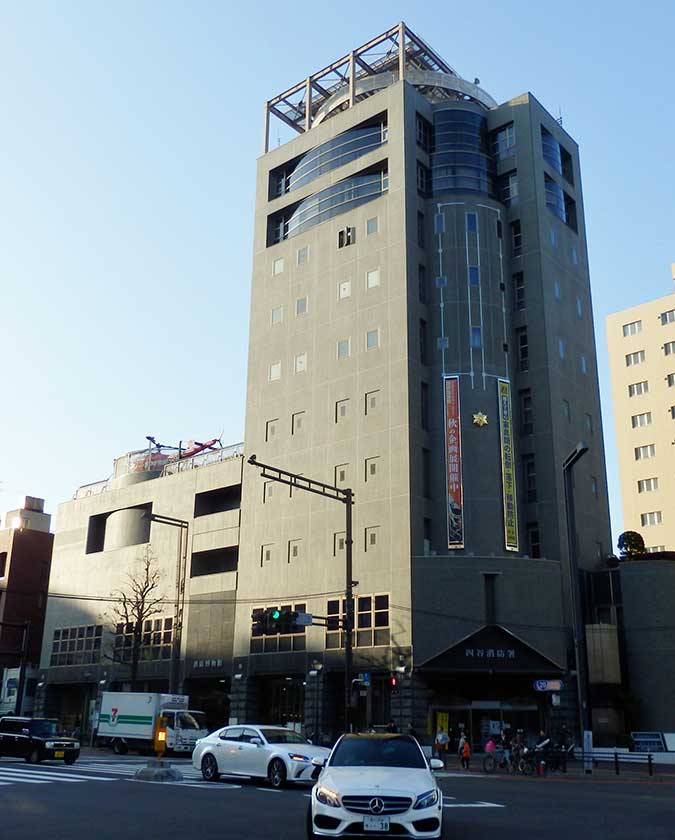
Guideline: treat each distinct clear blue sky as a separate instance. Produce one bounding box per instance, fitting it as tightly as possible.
[2,1,674,547]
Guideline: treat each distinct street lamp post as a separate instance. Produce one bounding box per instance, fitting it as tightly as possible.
[145,512,189,695]
[248,455,356,732]
[562,442,591,741]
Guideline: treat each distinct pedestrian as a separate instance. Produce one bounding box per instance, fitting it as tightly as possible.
[535,728,551,774]
[499,728,512,768]
[485,736,496,755]
[434,726,449,767]
[457,732,466,768]
[386,719,398,733]
[461,738,471,770]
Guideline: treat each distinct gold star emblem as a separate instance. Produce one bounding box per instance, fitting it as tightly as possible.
[473,411,488,427]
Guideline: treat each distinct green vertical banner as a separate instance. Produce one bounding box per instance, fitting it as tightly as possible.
[444,376,464,548]
[498,379,518,552]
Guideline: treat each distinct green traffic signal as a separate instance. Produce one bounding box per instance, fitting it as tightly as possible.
[272,609,280,619]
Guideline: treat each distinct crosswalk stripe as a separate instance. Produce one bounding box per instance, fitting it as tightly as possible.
[0,774,51,784]
[0,768,117,782]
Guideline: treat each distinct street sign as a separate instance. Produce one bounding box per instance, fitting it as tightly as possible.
[359,672,371,684]
[533,679,564,692]
[296,612,313,626]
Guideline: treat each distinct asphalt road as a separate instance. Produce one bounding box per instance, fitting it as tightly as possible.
[1,755,674,839]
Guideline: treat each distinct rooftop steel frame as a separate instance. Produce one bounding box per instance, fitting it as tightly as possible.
[263,22,491,153]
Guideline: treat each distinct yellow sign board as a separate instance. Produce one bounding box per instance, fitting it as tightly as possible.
[498,379,518,551]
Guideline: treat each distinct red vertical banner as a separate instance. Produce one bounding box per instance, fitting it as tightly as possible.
[444,376,464,548]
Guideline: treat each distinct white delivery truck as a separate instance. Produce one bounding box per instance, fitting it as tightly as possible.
[96,692,209,755]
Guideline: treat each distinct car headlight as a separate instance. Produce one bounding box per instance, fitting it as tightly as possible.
[316,785,341,808]
[413,789,439,810]
[288,752,310,762]
[46,741,55,749]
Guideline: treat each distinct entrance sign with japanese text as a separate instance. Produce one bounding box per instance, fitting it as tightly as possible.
[498,379,518,552]
[444,376,464,548]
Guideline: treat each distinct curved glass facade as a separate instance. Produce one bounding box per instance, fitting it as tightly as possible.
[272,119,387,197]
[544,174,566,221]
[541,127,562,174]
[269,169,388,243]
[431,109,496,197]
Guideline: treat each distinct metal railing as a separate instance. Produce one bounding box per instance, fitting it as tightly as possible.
[73,480,110,500]
[161,442,244,476]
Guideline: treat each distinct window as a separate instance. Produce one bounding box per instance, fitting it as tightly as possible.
[635,444,656,460]
[251,601,306,653]
[517,327,529,372]
[510,220,522,257]
[265,418,278,441]
[417,212,425,247]
[500,170,518,206]
[365,456,380,482]
[550,227,557,248]
[420,320,428,364]
[366,268,380,289]
[294,352,307,374]
[338,279,351,299]
[523,453,537,502]
[491,122,515,159]
[631,411,652,428]
[291,411,305,435]
[423,518,432,555]
[641,511,663,527]
[295,296,308,315]
[260,544,273,567]
[0,552,7,578]
[638,477,659,493]
[416,113,432,151]
[326,594,390,649]
[646,545,665,553]
[471,326,482,348]
[333,532,346,555]
[558,338,565,360]
[297,245,309,265]
[418,264,427,303]
[562,399,571,422]
[526,523,541,559]
[421,382,430,430]
[335,463,349,486]
[554,280,561,300]
[520,389,533,434]
[623,320,642,337]
[337,338,350,360]
[115,617,173,664]
[668,373,675,388]
[268,361,281,382]
[466,212,477,232]
[514,272,525,310]
[273,257,284,276]
[365,390,380,415]
[288,540,302,563]
[671,406,675,419]
[366,216,379,236]
[263,481,275,503]
[585,413,593,435]
[194,485,241,516]
[625,350,645,367]
[581,355,588,375]
[364,526,380,551]
[665,341,675,356]
[661,309,675,325]
[271,306,283,325]
[335,398,349,422]
[469,266,480,286]
[628,381,649,397]
[570,247,578,265]
[422,448,431,498]
[51,624,103,666]
[576,297,583,318]
[338,226,356,248]
[417,161,431,195]
[591,476,598,498]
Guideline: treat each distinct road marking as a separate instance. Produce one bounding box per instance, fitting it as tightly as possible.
[0,767,116,782]
[0,774,51,784]
[256,787,282,793]
[443,801,505,808]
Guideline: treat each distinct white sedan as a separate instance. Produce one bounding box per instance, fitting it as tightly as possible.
[308,733,444,839]
[192,724,331,787]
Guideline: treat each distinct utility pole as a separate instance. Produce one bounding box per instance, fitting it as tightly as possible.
[248,455,356,732]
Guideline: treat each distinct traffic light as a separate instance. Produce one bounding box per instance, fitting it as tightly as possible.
[251,608,299,636]
[154,715,168,757]
[390,676,397,688]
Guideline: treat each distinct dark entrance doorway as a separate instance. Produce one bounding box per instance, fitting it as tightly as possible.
[255,675,305,726]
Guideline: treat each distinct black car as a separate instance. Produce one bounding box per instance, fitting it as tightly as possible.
[0,716,80,764]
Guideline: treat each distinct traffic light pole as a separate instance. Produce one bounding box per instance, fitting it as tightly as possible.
[248,455,356,733]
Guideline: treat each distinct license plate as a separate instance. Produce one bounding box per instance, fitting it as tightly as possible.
[54,751,64,758]
[363,815,390,832]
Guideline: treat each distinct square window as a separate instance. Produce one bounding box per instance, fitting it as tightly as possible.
[334,532,346,555]
[366,217,378,235]
[337,338,351,360]
[554,280,561,300]
[295,296,308,316]
[335,464,349,486]
[581,355,587,374]
[335,399,349,422]
[570,247,578,265]
[338,280,351,300]
[550,228,557,248]
[273,257,284,276]
[558,339,565,359]
[338,226,356,248]
[365,390,379,415]
[291,411,305,435]
[294,352,307,374]
[471,326,482,348]
[261,544,273,567]
[288,540,301,563]
[297,245,309,265]
[265,418,278,441]
[366,328,379,350]
[365,527,379,550]
[576,297,583,318]
[365,457,379,481]
[466,213,477,232]
[366,268,380,289]
[469,266,480,285]
[271,306,283,325]
[268,361,281,382]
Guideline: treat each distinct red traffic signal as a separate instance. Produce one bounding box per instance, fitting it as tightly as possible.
[390,676,397,688]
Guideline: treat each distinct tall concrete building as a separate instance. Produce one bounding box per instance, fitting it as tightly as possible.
[232,24,611,742]
[607,266,675,551]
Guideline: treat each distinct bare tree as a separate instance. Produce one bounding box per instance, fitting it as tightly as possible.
[106,548,164,690]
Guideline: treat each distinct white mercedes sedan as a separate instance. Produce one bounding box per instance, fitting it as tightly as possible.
[308,734,444,839]
[192,723,331,787]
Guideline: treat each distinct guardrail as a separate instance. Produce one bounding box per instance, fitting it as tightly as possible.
[573,748,656,776]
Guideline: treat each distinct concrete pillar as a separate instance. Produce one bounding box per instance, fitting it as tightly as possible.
[229,676,258,725]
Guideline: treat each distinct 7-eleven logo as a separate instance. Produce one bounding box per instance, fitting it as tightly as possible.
[110,708,119,726]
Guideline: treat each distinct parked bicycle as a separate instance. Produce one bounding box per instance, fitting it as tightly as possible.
[483,747,516,774]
